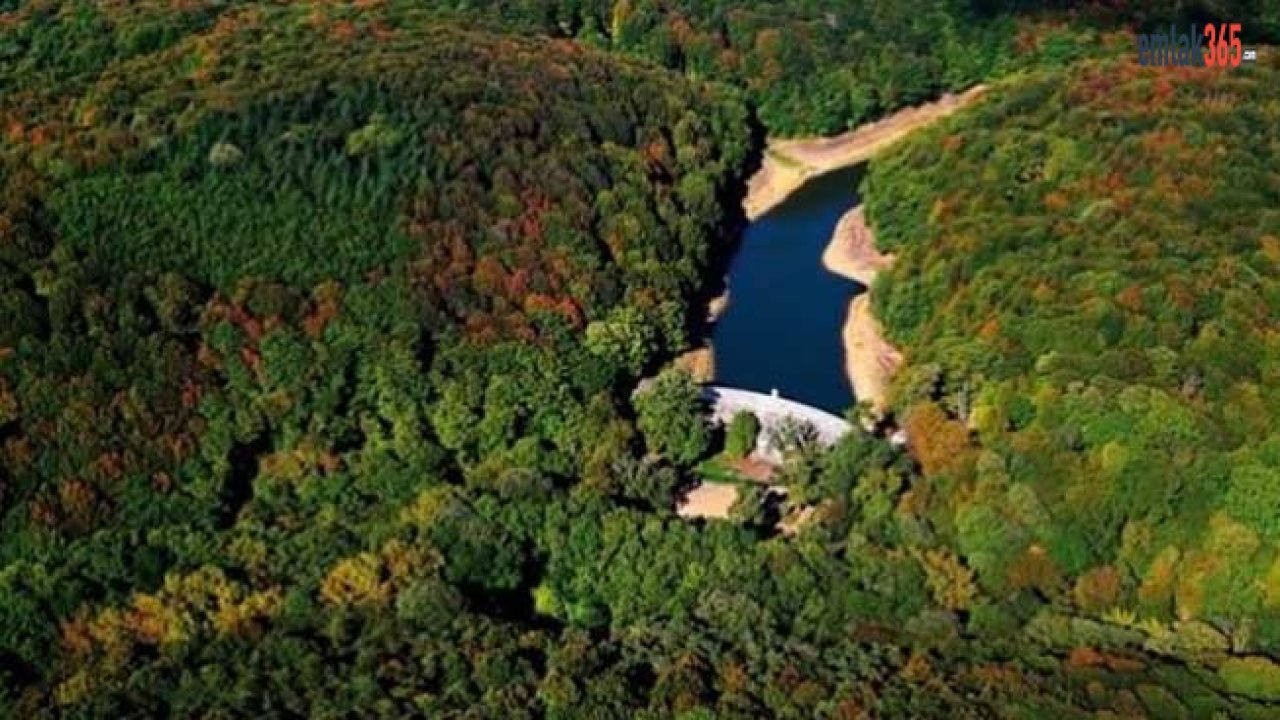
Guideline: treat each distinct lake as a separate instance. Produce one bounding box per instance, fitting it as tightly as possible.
[712,166,863,415]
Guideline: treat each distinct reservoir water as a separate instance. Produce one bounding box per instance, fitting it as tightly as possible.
[712,166,863,415]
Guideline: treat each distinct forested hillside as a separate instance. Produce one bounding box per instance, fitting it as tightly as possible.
[2,0,1280,716]
[413,0,1278,134]
[417,0,1071,134]
[866,50,1280,696]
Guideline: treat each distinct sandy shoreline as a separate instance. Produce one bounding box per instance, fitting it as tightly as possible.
[821,206,893,287]
[822,206,902,417]
[743,85,986,220]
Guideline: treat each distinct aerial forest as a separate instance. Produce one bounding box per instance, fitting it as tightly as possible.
[1,0,1279,717]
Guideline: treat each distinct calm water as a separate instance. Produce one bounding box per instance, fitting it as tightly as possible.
[712,166,863,414]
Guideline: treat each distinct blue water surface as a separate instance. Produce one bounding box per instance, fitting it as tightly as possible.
[711,166,863,415]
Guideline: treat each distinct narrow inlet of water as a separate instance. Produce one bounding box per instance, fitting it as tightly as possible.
[711,166,863,415]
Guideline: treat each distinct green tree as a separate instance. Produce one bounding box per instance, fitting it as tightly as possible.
[633,369,710,464]
[585,305,659,375]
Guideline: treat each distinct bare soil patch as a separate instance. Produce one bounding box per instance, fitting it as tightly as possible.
[676,482,739,520]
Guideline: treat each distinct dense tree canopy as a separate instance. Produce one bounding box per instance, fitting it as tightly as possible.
[867,52,1280,653]
[411,0,1279,134]
[1,0,1279,716]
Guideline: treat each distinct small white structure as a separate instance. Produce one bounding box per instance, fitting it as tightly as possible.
[702,386,852,463]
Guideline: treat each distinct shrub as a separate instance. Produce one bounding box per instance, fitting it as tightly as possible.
[724,411,760,459]
[207,141,244,168]
[1218,656,1280,701]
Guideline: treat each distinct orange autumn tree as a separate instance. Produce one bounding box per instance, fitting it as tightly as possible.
[905,401,976,479]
